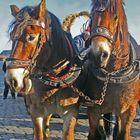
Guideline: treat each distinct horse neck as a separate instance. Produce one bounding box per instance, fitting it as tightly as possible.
[50,12,75,61]
[35,18,75,72]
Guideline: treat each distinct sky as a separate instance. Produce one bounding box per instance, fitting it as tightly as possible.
[0,0,140,52]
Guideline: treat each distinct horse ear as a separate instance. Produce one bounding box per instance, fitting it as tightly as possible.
[10,5,20,17]
[38,0,46,20]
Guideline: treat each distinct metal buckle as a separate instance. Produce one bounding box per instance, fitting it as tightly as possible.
[49,81,58,87]
[44,80,59,87]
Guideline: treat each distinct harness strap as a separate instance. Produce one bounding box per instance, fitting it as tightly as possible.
[30,64,81,88]
[40,88,79,106]
[41,88,59,103]
[60,96,79,106]
[6,58,30,69]
[90,39,140,84]
[26,29,46,74]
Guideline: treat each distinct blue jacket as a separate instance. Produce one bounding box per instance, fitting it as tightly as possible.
[73,33,86,54]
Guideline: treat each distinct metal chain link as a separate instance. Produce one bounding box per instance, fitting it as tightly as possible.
[94,73,110,105]
[49,69,100,106]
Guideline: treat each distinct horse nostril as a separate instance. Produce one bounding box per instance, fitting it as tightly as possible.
[102,52,108,58]
[12,79,18,89]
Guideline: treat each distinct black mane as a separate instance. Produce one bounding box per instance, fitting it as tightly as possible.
[48,12,72,59]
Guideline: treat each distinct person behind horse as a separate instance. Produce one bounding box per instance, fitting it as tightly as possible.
[69,25,91,66]
[74,26,90,52]
[3,60,16,99]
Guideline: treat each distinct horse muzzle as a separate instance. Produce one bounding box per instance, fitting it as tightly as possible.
[5,68,32,94]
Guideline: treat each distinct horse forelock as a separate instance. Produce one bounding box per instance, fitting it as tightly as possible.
[8,6,37,39]
[110,0,129,60]
[91,0,124,5]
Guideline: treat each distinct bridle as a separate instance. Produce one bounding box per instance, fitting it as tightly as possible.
[89,2,130,60]
[90,26,115,45]
[89,0,117,48]
[7,10,51,74]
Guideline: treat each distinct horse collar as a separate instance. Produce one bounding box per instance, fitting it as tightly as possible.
[90,40,140,84]
[30,61,82,88]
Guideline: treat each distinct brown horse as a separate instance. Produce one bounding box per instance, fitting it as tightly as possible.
[5,0,90,140]
[83,0,140,140]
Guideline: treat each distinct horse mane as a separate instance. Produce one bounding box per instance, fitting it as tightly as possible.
[9,6,71,59]
[49,12,70,58]
[109,0,129,68]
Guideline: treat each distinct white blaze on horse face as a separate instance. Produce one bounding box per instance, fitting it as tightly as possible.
[91,38,111,67]
[5,68,30,93]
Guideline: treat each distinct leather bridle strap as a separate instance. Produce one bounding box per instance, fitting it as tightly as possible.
[7,30,44,71]
[6,57,30,69]
[90,26,114,44]
[26,29,46,73]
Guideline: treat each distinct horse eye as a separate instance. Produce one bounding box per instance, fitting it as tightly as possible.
[26,35,36,42]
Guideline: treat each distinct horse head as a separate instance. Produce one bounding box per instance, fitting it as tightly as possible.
[89,0,129,70]
[5,0,53,94]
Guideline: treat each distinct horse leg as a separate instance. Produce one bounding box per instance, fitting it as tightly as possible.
[62,111,77,140]
[43,114,52,140]
[87,108,103,140]
[32,116,44,140]
[118,104,137,140]
[104,113,118,140]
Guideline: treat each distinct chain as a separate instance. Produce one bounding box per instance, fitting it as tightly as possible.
[38,60,135,107]
[49,68,99,106]
[51,67,110,106]
[94,73,110,105]
[58,62,135,106]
